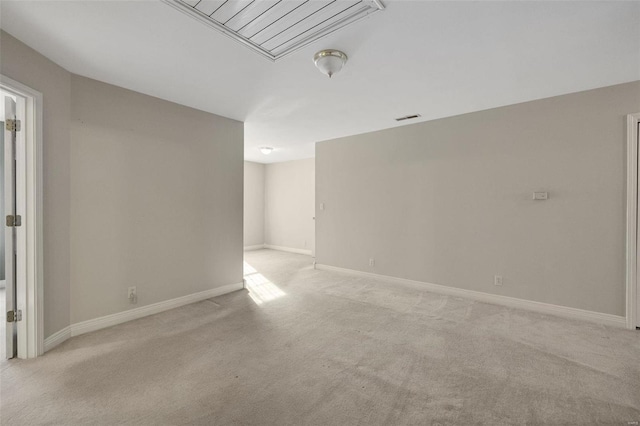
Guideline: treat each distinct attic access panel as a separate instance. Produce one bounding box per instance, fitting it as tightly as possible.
[162,0,384,61]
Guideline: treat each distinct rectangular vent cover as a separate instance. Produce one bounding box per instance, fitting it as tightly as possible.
[163,0,384,61]
[395,114,421,122]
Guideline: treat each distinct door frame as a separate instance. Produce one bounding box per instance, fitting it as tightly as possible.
[1,75,44,357]
[625,112,640,330]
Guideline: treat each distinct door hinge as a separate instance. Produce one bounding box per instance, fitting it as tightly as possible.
[7,309,22,323]
[5,119,21,132]
[6,215,21,227]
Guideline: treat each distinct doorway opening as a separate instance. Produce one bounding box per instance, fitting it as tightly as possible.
[242,158,315,303]
[1,75,44,359]
[242,158,316,257]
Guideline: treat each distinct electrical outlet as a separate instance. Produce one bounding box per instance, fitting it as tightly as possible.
[369,258,375,267]
[494,275,503,286]
[128,286,137,304]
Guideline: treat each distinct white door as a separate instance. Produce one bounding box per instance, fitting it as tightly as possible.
[4,95,17,359]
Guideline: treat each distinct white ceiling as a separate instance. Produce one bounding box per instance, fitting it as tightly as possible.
[1,1,639,164]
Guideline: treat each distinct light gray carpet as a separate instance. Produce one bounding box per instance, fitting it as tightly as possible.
[1,249,639,425]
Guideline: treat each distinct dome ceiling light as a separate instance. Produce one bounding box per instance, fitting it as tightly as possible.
[260,147,274,155]
[313,50,348,78]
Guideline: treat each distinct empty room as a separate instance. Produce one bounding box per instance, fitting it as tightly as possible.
[1,1,639,424]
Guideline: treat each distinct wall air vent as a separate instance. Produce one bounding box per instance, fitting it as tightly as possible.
[395,114,421,122]
[162,0,385,61]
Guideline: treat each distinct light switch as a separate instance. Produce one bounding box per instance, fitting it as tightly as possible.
[533,192,548,200]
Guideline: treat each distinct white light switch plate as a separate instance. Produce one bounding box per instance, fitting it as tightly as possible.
[533,192,548,200]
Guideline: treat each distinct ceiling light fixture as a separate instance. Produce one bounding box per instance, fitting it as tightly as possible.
[260,147,274,155]
[314,50,348,78]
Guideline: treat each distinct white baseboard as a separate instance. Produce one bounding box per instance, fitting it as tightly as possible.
[315,264,626,328]
[43,326,72,352]
[244,244,265,251]
[43,282,244,353]
[265,244,312,256]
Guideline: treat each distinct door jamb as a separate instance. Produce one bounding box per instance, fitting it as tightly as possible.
[1,75,44,357]
[626,112,640,330]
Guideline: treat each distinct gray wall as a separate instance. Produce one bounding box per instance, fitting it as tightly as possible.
[265,158,315,253]
[316,81,640,316]
[1,31,72,338]
[1,30,244,333]
[244,161,265,248]
[70,75,243,323]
